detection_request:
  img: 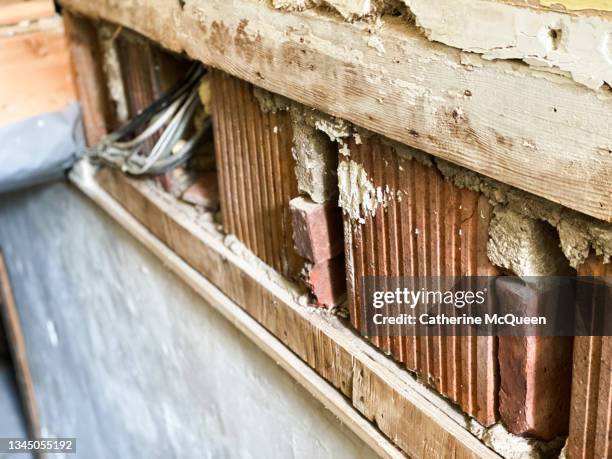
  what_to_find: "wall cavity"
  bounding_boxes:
[254,86,349,203]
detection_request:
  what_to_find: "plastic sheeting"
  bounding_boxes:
[0,103,84,194]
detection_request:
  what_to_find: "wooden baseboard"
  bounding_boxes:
[69,161,500,459]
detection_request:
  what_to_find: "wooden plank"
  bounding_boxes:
[0,18,76,125]
[62,12,110,146]
[0,252,41,440]
[68,164,403,459]
[69,162,500,459]
[61,0,612,222]
[0,0,54,26]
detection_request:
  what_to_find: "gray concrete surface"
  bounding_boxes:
[0,182,379,459]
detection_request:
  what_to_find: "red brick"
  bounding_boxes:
[181,172,219,210]
[568,256,612,459]
[305,256,346,308]
[342,135,499,426]
[210,70,303,279]
[496,277,573,440]
[290,197,343,264]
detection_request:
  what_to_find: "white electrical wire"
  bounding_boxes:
[88,68,208,176]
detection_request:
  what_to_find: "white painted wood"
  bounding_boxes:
[62,0,612,222]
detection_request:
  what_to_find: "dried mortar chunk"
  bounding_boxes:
[436,158,612,268]
[254,86,349,202]
[97,24,129,123]
[487,206,569,277]
[337,159,378,223]
[469,421,565,459]
[291,115,338,203]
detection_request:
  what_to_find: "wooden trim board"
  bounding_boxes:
[60,0,612,222]
[69,162,501,459]
[0,253,41,441]
[69,163,402,459]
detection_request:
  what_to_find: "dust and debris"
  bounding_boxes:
[97,25,129,123]
[338,159,392,223]
[436,158,612,268]
[379,135,433,168]
[366,35,385,54]
[256,81,612,266]
[253,85,351,142]
[468,420,565,459]
[198,75,212,116]
[222,234,322,309]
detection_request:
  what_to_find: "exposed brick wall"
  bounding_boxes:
[210,70,303,279]
[568,256,612,458]
[341,135,498,426]
[290,197,345,307]
[490,212,574,440]
[496,278,573,440]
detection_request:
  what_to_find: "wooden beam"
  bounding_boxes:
[62,11,110,146]
[0,17,75,125]
[60,0,612,222]
[69,162,501,459]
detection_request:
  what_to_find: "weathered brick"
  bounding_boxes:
[210,70,303,278]
[495,277,573,440]
[305,256,346,308]
[341,135,499,426]
[290,197,343,264]
[490,209,574,440]
[181,172,219,210]
[568,256,612,459]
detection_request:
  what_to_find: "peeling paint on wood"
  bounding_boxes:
[60,0,612,222]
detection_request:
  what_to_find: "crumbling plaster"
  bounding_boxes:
[271,0,612,90]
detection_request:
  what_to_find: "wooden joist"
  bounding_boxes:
[60,0,612,222]
[70,165,501,459]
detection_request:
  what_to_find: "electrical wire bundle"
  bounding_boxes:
[88,64,210,175]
